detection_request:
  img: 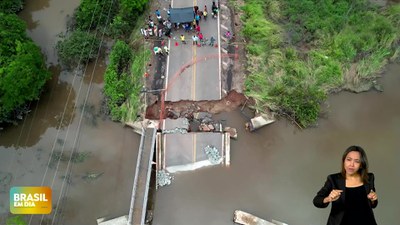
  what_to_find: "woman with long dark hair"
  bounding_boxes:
[313,146,378,225]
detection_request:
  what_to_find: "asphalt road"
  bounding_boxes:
[165,0,221,102]
[162,0,223,171]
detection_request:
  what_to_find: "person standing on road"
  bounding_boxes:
[180,34,186,44]
[198,33,204,45]
[212,1,218,18]
[209,36,216,46]
[203,5,208,20]
[192,35,198,45]
[195,14,200,26]
[163,46,170,55]
[153,46,163,55]
[313,145,378,225]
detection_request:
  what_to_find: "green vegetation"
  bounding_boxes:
[74,0,119,31]
[240,0,400,127]
[74,0,148,37]
[0,0,23,14]
[124,38,151,122]
[103,39,150,121]
[0,13,51,123]
[6,215,27,225]
[56,31,101,67]
[104,40,134,120]
[57,0,150,122]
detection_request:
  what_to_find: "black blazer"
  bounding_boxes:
[313,172,378,225]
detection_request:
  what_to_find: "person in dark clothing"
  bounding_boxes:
[313,146,378,225]
[209,36,216,46]
[211,1,218,18]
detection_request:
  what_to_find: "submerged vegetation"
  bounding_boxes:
[240,0,400,127]
[56,31,101,67]
[54,0,150,122]
[0,12,50,124]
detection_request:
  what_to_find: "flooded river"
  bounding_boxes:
[1,0,399,225]
[0,0,140,224]
[153,63,400,225]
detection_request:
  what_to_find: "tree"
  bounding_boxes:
[0,0,23,14]
[74,0,119,31]
[0,13,50,123]
[56,30,101,67]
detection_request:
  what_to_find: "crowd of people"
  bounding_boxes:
[141,1,222,51]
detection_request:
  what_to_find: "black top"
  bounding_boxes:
[340,185,377,225]
[313,173,378,225]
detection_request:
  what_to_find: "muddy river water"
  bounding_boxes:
[0,0,399,225]
[153,63,400,225]
[0,0,139,224]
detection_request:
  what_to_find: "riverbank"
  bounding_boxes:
[239,0,400,127]
[153,62,400,225]
[0,1,142,224]
[137,0,399,131]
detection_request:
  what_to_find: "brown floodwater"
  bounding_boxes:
[0,0,140,224]
[1,0,399,225]
[153,63,400,225]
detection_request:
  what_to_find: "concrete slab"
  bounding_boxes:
[163,132,224,172]
[97,215,128,225]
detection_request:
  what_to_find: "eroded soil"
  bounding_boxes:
[145,90,250,119]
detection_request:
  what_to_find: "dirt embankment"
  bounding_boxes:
[145,90,250,119]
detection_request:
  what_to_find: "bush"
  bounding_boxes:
[0,13,50,123]
[74,0,118,31]
[56,30,101,67]
[0,0,23,14]
[6,215,27,225]
[103,40,133,120]
[74,0,149,37]
[274,83,326,127]
[241,0,400,127]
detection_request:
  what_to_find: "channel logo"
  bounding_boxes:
[10,187,52,214]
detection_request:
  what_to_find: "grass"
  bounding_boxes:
[240,0,400,127]
[122,14,152,123]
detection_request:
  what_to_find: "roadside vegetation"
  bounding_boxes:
[103,39,150,121]
[0,0,23,14]
[56,0,150,122]
[240,0,400,127]
[6,215,27,225]
[0,10,50,124]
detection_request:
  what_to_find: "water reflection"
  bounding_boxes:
[153,63,400,225]
[1,0,140,223]
[0,66,75,148]
[18,0,80,65]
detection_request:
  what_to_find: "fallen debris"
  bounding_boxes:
[224,127,237,139]
[125,119,159,135]
[233,210,288,225]
[245,114,275,132]
[156,170,173,187]
[204,145,223,165]
[162,127,188,134]
[82,172,104,181]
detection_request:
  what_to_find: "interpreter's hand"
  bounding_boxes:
[327,189,343,202]
[367,190,378,201]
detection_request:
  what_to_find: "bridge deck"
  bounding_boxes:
[128,128,156,225]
